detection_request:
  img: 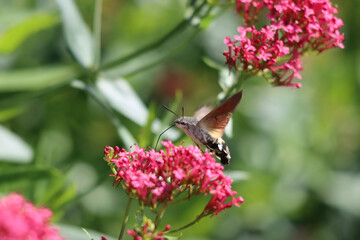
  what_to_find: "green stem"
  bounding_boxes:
[154,203,168,230]
[99,0,207,71]
[118,197,133,240]
[123,28,199,78]
[168,213,208,233]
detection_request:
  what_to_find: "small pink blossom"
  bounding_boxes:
[0,193,64,240]
[104,141,243,216]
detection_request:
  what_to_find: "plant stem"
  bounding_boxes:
[99,0,207,71]
[118,197,133,240]
[168,213,208,233]
[154,203,168,230]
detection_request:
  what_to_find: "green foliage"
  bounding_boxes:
[0,13,59,54]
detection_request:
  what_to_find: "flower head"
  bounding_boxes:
[0,193,64,240]
[104,141,243,216]
[225,0,344,87]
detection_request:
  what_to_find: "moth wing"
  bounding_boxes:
[193,105,213,120]
[198,91,243,139]
[198,113,232,139]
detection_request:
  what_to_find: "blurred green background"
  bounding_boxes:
[0,0,358,239]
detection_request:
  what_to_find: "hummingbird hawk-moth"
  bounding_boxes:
[174,91,243,165]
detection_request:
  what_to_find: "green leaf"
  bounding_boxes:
[0,13,59,54]
[226,170,250,183]
[58,224,117,240]
[202,56,223,70]
[55,0,94,68]
[0,106,24,121]
[0,167,57,183]
[0,65,77,92]
[51,183,76,210]
[96,77,148,126]
[0,125,33,163]
[218,68,236,91]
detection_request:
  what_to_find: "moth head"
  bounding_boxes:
[174,117,187,129]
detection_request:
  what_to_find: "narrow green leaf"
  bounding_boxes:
[52,183,76,210]
[0,125,33,163]
[58,224,116,240]
[36,177,67,206]
[0,65,77,92]
[0,13,59,54]
[55,0,94,68]
[0,106,24,121]
[226,170,250,183]
[0,167,56,183]
[96,77,148,126]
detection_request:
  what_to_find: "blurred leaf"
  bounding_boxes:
[96,77,148,126]
[0,125,33,163]
[218,68,236,91]
[58,224,116,240]
[318,172,360,216]
[202,56,222,70]
[37,176,67,206]
[226,170,250,182]
[0,106,23,121]
[52,183,76,210]
[0,65,77,92]
[0,13,59,54]
[163,235,182,240]
[55,0,94,68]
[0,167,57,183]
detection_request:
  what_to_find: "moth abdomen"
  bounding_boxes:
[206,138,231,165]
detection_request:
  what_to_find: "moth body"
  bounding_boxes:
[174,118,231,165]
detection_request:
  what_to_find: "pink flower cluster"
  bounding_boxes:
[0,193,63,240]
[104,141,244,216]
[127,221,171,240]
[224,0,344,87]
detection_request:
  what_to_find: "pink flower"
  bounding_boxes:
[0,193,64,240]
[104,141,243,216]
[225,0,344,87]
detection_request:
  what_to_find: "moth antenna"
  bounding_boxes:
[182,106,184,117]
[162,105,180,118]
[155,124,175,150]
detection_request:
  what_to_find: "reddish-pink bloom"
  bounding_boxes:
[225,0,344,87]
[0,193,64,240]
[104,141,244,216]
